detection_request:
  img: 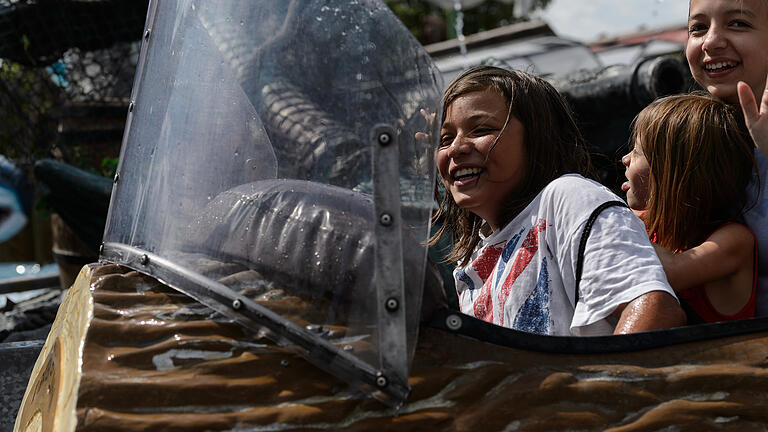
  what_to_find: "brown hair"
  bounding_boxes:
[632,93,757,251]
[430,65,594,265]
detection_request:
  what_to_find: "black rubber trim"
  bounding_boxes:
[428,308,768,354]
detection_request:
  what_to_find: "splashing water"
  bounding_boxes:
[453,0,467,57]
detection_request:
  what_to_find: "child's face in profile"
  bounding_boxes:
[686,0,768,103]
[437,89,527,231]
[621,137,650,211]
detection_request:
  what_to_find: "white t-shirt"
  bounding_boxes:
[454,174,676,336]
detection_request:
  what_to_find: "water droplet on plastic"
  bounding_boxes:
[316,16,323,21]
[320,5,330,12]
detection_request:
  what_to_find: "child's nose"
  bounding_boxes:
[621,153,631,167]
[702,26,727,52]
[447,136,471,155]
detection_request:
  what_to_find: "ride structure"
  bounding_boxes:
[10,1,768,431]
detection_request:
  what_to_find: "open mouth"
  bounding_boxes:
[704,60,738,74]
[452,167,484,182]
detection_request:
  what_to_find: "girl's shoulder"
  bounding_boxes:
[708,222,756,250]
[541,174,622,210]
[691,223,757,277]
[545,174,612,194]
[530,174,633,236]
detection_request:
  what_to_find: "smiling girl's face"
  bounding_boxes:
[686,0,768,103]
[437,88,527,231]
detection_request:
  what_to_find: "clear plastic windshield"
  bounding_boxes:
[102,0,442,405]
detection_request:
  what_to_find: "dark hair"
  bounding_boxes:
[430,65,594,264]
[633,93,757,250]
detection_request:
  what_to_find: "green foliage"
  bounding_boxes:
[386,1,443,44]
[100,156,118,178]
[386,0,552,44]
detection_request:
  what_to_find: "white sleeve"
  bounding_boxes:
[568,205,677,333]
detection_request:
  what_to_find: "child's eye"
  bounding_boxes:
[729,20,753,29]
[688,23,707,35]
[439,135,453,148]
[472,127,496,136]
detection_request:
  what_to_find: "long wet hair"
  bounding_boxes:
[430,66,594,265]
[632,93,757,251]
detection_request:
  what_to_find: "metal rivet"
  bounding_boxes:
[385,297,399,312]
[139,254,149,265]
[379,213,393,226]
[128,101,134,112]
[305,324,322,333]
[445,314,463,331]
[280,359,290,367]
[378,132,391,146]
[232,299,242,310]
[375,372,388,388]
[144,29,151,40]
[113,173,119,184]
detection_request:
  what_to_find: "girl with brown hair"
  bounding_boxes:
[432,65,684,336]
[622,93,758,323]
[686,0,768,315]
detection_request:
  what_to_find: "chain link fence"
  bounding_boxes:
[0,0,148,168]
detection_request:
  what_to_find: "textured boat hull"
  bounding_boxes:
[15,263,768,431]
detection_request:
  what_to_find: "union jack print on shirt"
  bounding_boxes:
[455,219,551,329]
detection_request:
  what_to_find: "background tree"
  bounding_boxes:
[386,0,552,45]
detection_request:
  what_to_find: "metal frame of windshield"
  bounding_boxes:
[101,242,411,405]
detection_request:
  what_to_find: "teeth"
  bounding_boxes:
[705,61,736,70]
[454,167,482,178]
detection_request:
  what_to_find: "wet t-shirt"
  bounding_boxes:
[454,175,676,336]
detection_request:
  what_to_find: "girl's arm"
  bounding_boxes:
[653,223,755,291]
[612,291,686,334]
[738,77,768,158]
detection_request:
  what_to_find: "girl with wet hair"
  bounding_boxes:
[623,94,758,323]
[431,66,685,336]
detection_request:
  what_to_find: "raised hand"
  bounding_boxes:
[414,108,437,146]
[737,76,768,158]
